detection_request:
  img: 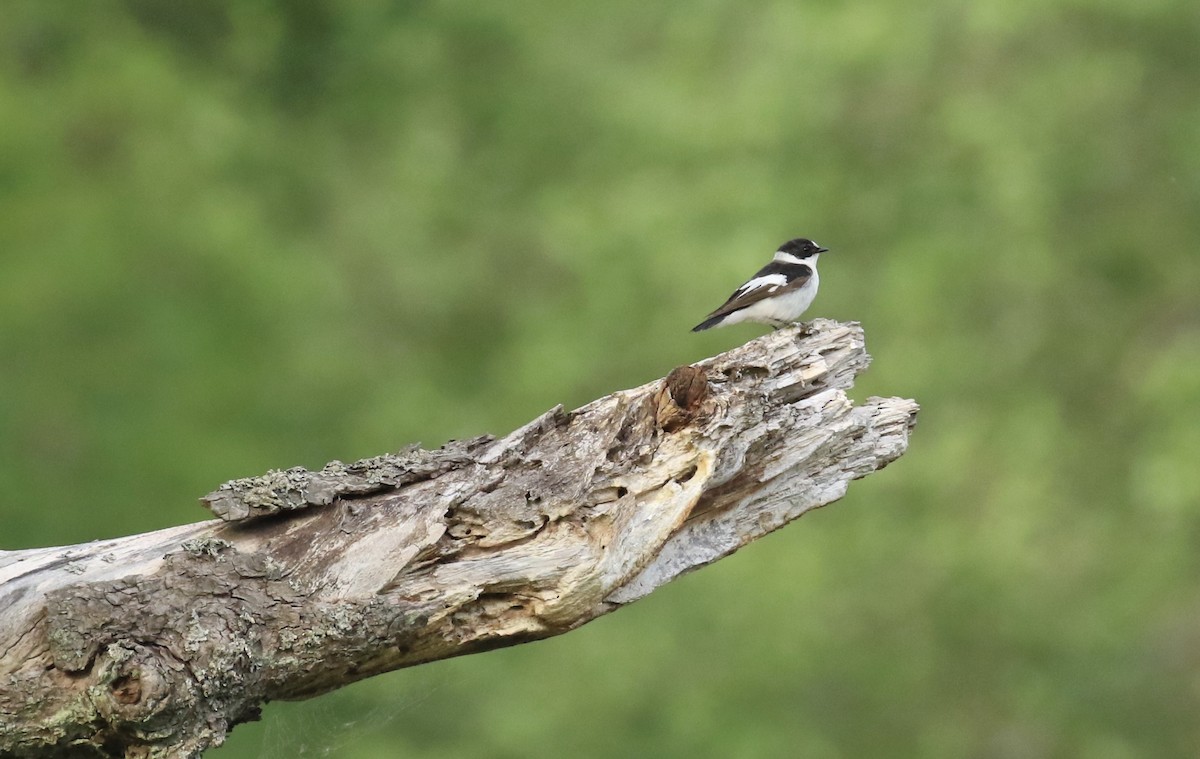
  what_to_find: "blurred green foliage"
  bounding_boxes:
[2,0,1199,756]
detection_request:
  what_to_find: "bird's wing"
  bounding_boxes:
[703,263,812,320]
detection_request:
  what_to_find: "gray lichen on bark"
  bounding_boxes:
[201,437,493,522]
[0,319,918,758]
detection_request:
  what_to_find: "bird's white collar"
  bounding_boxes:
[774,251,818,266]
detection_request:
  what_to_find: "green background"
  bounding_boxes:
[3,1,1199,756]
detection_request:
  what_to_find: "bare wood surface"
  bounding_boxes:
[0,319,918,758]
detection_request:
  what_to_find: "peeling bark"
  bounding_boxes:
[0,319,918,758]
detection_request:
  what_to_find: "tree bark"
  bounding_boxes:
[0,319,918,758]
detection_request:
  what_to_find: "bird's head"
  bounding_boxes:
[774,238,828,265]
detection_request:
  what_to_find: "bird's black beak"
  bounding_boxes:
[816,247,829,253]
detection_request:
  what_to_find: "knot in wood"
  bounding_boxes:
[111,673,142,706]
[656,365,709,432]
[92,644,176,731]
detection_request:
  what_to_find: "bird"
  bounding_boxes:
[691,238,828,332]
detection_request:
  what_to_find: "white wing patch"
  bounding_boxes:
[734,273,788,296]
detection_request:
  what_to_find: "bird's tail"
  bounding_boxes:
[691,314,724,332]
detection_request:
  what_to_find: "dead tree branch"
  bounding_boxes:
[0,319,917,758]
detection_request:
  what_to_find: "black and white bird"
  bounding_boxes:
[691,238,828,332]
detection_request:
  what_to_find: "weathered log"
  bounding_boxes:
[0,319,917,758]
